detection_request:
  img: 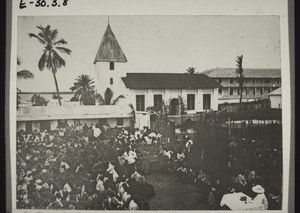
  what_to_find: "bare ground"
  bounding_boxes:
[145,172,210,210]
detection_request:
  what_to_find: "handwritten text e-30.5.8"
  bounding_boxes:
[19,0,69,9]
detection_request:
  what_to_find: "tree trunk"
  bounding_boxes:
[52,71,62,106]
[239,87,243,103]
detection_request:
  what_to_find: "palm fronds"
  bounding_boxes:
[17,70,34,79]
[186,67,198,74]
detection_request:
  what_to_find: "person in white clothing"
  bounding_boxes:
[252,185,268,210]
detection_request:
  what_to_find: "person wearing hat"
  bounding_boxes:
[252,185,268,210]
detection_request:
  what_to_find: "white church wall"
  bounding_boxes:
[95,62,127,98]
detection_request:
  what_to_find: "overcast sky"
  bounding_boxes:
[17,15,280,92]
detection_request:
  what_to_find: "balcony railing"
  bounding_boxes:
[219,94,269,100]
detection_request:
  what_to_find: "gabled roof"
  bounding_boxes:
[202,68,281,78]
[122,73,221,89]
[94,24,127,64]
[269,87,281,96]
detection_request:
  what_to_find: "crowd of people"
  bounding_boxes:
[16,124,161,210]
[16,121,282,210]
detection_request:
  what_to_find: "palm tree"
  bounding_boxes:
[96,87,125,105]
[70,74,95,105]
[178,95,187,124]
[17,57,34,109]
[29,25,71,106]
[186,67,198,74]
[17,57,34,80]
[235,55,244,103]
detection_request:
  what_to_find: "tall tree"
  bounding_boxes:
[235,55,244,103]
[70,74,95,105]
[96,87,125,105]
[186,67,198,74]
[29,25,71,106]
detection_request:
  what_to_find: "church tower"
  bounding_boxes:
[94,20,128,99]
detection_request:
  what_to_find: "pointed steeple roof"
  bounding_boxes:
[94,23,127,64]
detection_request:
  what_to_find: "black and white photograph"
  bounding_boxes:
[8,1,292,212]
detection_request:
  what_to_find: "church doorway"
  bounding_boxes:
[170,98,179,115]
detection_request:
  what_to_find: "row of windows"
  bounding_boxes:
[218,78,281,84]
[218,87,273,95]
[136,94,197,111]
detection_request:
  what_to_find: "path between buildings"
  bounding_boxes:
[145,172,210,210]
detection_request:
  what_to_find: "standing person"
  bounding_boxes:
[127,147,137,175]
[93,124,102,138]
[82,123,88,134]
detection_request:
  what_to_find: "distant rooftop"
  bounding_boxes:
[202,68,281,78]
[122,73,221,89]
[94,23,127,64]
[269,87,281,96]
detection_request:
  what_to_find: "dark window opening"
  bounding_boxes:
[136,95,145,111]
[187,94,195,110]
[154,95,163,109]
[218,88,222,95]
[229,88,233,95]
[117,118,123,126]
[110,78,113,85]
[218,78,222,83]
[203,94,211,110]
[58,120,68,128]
[264,78,271,83]
[110,62,114,70]
[99,118,107,126]
[230,79,233,84]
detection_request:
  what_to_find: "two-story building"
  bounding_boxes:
[202,68,281,104]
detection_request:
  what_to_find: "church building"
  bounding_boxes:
[93,22,221,121]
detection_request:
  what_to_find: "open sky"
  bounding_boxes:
[17,15,280,92]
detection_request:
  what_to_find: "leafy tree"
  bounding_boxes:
[186,67,198,74]
[96,88,125,105]
[31,94,49,106]
[235,55,244,103]
[70,74,95,105]
[17,57,34,109]
[146,100,169,129]
[29,25,71,106]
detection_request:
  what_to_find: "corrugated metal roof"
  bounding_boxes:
[202,68,281,78]
[17,105,132,121]
[269,87,281,96]
[94,24,127,64]
[122,73,221,89]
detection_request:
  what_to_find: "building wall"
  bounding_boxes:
[270,95,282,109]
[125,88,218,113]
[216,77,281,103]
[17,117,131,132]
[135,113,151,129]
[95,62,128,99]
